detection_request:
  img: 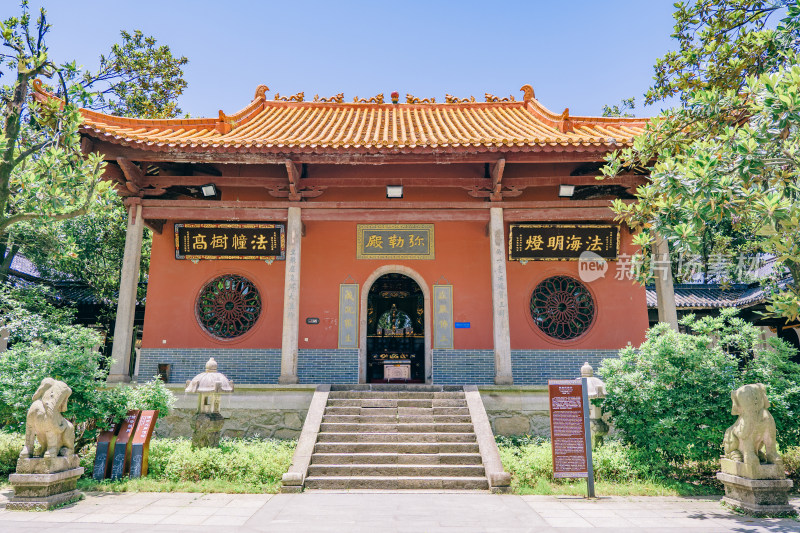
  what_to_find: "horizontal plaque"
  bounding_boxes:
[357,224,434,260]
[175,223,285,260]
[509,224,618,261]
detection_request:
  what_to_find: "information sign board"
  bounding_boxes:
[92,421,120,481]
[110,410,140,480]
[129,410,159,478]
[548,379,589,478]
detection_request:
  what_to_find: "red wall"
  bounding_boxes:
[142,219,647,351]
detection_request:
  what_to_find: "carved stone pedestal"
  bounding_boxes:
[716,472,795,516]
[191,412,224,448]
[7,455,84,511]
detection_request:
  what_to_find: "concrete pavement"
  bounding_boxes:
[0,488,798,532]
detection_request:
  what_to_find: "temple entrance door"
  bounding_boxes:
[366,273,425,383]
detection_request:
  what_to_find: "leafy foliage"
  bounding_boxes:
[122,377,175,420]
[0,288,128,448]
[602,97,636,118]
[598,310,800,469]
[0,431,24,475]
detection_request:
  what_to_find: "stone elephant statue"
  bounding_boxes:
[722,383,781,467]
[19,378,75,459]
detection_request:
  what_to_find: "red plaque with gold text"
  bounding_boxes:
[548,379,588,478]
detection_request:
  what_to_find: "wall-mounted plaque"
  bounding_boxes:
[433,285,453,349]
[548,380,588,478]
[338,284,359,348]
[509,224,618,261]
[175,223,285,260]
[357,224,434,260]
[110,410,140,480]
[129,410,159,478]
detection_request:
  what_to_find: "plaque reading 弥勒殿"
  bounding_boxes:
[509,224,618,261]
[175,223,285,261]
[357,224,434,259]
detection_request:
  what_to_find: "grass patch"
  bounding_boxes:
[77,477,279,494]
[496,436,728,497]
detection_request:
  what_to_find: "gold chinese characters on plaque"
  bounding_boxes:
[175,223,285,261]
[357,224,434,260]
[509,224,619,261]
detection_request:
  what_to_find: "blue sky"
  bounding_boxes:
[9,1,679,118]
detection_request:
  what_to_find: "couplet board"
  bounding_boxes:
[129,410,159,478]
[92,421,120,481]
[548,379,588,478]
[110,410,140,480]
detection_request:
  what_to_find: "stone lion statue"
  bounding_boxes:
[18,378,75,459]
[723,383,781,467]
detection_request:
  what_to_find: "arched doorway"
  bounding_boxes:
[360,269,429,383]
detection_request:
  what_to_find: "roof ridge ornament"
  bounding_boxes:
[275,92,305,102]
[353,94,384,104]
[254,85,270,100]
[313,93,345,103]
[520,84,535,101]
[406,94,436,104]
[445,94,476,103]
[485,93,515,102]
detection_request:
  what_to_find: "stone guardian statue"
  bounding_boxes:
[19,377,75,458]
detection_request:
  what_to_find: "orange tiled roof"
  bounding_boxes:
[38,83,647,155]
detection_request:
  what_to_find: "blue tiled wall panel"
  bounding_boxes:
[138,348,357,384]
[297,349,358,384]
[431,349,619,385]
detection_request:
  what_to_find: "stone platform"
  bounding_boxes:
[7,455,84,511]
[716,472,795,516]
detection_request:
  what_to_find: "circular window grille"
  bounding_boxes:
[530,276,595,340]
[196,275,261,339]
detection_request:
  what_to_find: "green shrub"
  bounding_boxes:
[122,378,176,421]
[598,309,800,468]
[0,432,24,475]
[783,446,800,486]
[0,289,127,448]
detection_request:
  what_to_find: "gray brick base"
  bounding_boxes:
[431,349,619,385]
[298,349,358,384]
[140,347,619,385]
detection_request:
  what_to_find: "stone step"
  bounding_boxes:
[327,399,444,408]
[323,406,470,416]
[307,463,486,477]
[316,432,477,443]
[319,422,474,434]
[311,452,483,465]
[327,391,465,400]
[321,414,472,424]
[313,442,481,454]
[304,476,489,490]
[329,384,464,392]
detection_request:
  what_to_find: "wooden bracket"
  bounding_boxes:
[144,219,166,234]
[285,159,301,201]
[489,158,506,202]
[117,157,144,196]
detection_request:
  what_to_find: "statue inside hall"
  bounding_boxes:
[376,304,414,336]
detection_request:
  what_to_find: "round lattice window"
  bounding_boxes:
[196,275,261,339]
[530,276,595,340]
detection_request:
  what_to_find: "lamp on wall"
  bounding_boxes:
[201,184,218,197]
[558,184,575,198]
[386,185,403,198]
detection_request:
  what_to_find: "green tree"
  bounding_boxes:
[603,1,800,319]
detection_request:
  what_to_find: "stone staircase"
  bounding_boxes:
[303,385,489,490]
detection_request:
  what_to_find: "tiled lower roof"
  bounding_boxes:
[645,283,768,309]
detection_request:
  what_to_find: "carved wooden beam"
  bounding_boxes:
[117,157,144,196]
[144,219,165,234]
[490,158,506,202]
[285,159,301,201]
[80,137,94,155]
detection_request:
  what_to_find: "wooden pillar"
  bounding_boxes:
[279,206,302,384]
[108,204,144,383]
[654,234,679,331]
[489,207,514,385]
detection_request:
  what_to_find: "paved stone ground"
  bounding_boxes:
[0,488,798,532]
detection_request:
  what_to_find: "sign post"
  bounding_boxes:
[92,421,120,481]
[110,410,140,480]
[129,410,159,478]
[548,379,595,498]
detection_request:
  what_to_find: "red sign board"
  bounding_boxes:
[548,379,588,478]
[110,410,140,480]
[129,410,159,478]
